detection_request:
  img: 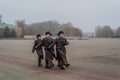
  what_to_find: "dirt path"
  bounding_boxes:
[0,54,120,80]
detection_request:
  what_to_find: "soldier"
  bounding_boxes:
[32,34,44,67]
[50,34,57,60]
[56,31,70,70]
[42,32,56,69]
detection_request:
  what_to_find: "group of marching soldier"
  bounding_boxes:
[32,31,70,70]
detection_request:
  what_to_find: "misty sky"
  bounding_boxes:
[0,0,120,32]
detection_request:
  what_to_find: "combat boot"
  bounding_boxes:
[65,64,70,68]
[60,66,65,70]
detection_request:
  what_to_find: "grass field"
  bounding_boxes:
[0,38,120,80]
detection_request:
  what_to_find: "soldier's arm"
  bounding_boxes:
[64,38,69,45]
[42,39,45,47]
[48,39,56,49]
[32,40,36,53]
[35,40,43,49]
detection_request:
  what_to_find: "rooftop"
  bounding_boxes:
[0,23,21,29]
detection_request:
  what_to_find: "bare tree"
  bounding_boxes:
[16,20,27,37]
[25,20,61,35]
[61,22,83,37]
[20,20,83,37]
[95,25,114,38]
[102,25,114,38]
[75,28,83,37]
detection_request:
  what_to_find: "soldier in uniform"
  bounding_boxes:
[49,34,57,60]
[42,32,56,69]
[56,31,70,70]
[32,34,43,67]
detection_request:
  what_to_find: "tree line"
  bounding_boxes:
[16,20,83,37]
[15,20,120,38]
[95,25,120,38]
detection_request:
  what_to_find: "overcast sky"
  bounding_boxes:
[0,0,120,32]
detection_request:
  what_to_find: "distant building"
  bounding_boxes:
[0,23,22,37]
[24,35,36,39]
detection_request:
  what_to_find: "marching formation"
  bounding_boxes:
[32,31,70,70]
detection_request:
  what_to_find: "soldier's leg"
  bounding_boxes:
[45,59,52,69]
[46,60,52,69]
[38,55,40,66]
[51,50,57,60]
[65,56,70,68]
[64,50,70,68]
[45,60,49,68]
[38,55,42,67]
[59,55,65,70]
[49,51,54,68]
[45,50,50,68]
[56,51,60,67]
[36,50,42,67]
[61,52,70,68]
[59,60,65,70]
[63,58,70,68]
[58,59,60,67]
[39,55,43,67]
[50,60,54,67]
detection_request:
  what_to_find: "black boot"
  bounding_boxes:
[58,60,60,67]
[58,64,60,67]
[38,56,42,67]
[65,64,70,68]
[45,61,51,69]
[60,66,65,70]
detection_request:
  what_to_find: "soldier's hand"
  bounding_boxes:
[66,42,69,45]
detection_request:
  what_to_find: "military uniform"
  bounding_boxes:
[48,38,57,60]
[56,37,70,69]
[43,37,56,68]
[32,39,43,66]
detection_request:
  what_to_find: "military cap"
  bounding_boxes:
[36,34,41,38]
[45,31,52,35]
[57,31,64,36]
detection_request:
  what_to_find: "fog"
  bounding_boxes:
[0,0,120,32]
